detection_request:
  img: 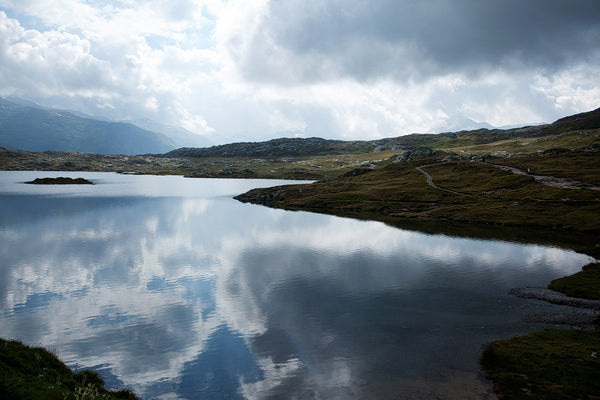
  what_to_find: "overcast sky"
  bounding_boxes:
[0,0,599,144]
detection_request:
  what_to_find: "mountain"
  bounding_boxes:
[0,98,176,155]
[437,116,496,132]
[127,118,212,148]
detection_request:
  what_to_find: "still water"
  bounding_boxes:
[0,171,594,399]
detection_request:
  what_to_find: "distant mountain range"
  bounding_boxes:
[1,96,598,158]
[0,98,209,155]
[166,107,600,159]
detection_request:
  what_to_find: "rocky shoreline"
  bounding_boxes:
[509,286,600,329]
[522,311,596,326]
[509,287,600,310]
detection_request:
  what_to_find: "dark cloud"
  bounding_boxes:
[239,0,600,83]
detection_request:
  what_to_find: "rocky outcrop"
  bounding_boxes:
[234,187,287,205]
[394,147,448,162]
[342,168,373,177]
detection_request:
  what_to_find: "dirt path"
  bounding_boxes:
[418,161,600,193]
[416,165,470,196]
[487,163,600,191]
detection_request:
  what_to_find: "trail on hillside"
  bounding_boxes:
[417,161,600,195]
[487,163,600,191]
[415,165,470,196]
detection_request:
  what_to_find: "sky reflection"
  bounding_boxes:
[0,173,594,399]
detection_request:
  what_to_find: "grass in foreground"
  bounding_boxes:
[0,338,139,400]
[480,330,600,400]
[548,263,600,300]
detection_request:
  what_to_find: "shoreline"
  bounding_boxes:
[509,286,600,310]
[480,272,600,399]
[509,286,600,329]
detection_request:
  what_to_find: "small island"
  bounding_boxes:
[25,177,94,185]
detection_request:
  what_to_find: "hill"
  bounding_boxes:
[165,137,373,158]
[232,106,600,240]
[235,150,600,251]
[0,98,176,155]
[1,106,598,180]
[165,107,600,159]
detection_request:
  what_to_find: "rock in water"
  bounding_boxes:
[25,177,94,185]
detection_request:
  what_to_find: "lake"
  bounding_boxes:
[0,171,594,399]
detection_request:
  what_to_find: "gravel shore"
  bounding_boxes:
[509,287,600,310]
[522,312,596,326]
[510,287,600,328]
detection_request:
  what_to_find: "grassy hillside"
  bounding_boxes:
[235,152,600,233]
[0,147,400,180]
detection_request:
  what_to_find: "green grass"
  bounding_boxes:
[422,162,536,194]
[0,339,139,400]
[493,151,600,186]
[480,330,600,400]
[0,147,401,180]
[237,156,600,232]
[548,263,600,300]
[446,129,600,156]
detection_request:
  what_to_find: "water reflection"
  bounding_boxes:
[215,226,591,399]
[0,173,594,399]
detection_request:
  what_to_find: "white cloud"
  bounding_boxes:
[531,61,600,115]
[0,11,114,96]
[0,1,598,144]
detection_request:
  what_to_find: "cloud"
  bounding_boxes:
[0,11,114,96]
[0,5,218,135]
[0,0,598,143]
[209,0,600,137]
[236,0,600,84]
[213,214,593,399]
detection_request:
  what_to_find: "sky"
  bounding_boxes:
[0,0,599,145]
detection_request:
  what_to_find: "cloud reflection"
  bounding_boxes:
[214,212,593,399]
[0,196,223,396]
[0,187,594,399]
